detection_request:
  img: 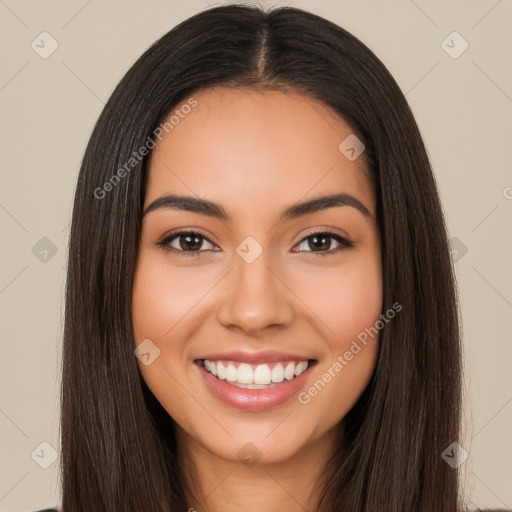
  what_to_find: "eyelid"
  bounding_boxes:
[158,227,219,246]
[295,226,351,244]
[155,228,219,257]
[156,226,353,256]
[291,227,353,255]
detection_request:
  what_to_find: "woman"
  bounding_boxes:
[39,3,488,511]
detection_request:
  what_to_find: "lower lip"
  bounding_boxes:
[195,361,315,412]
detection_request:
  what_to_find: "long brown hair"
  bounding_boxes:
[61,4,463,511]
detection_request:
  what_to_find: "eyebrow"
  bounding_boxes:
[142,193,373,222]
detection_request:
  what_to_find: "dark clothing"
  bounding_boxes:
[34,508,512,511]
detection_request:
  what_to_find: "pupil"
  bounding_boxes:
[181,234,202,251]
[310,235,330,251]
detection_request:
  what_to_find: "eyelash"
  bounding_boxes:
[156,228,353,259]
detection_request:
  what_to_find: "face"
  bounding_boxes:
[132,88,382,466]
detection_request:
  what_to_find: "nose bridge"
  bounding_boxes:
[217,247,294,334]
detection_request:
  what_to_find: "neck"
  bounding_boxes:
[176,422,344,512]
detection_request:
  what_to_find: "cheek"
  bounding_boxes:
[131,255,196,426]
[332,262,383,343]
[291,250,382,417]
[131,252,211,341]
[131,245,383,450]
[292,250,383,349]
[295,270,382,429]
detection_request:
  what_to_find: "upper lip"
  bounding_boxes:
[196,350,313,364]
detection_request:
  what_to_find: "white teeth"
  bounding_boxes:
[216,361,226,379]
[230,381,278,389]
[271,363,285,383]
[225,364,237,382]
[237,363,253,384]
[284,362,295,380]
[295,361,308,376]
[253,364,271,385]
[201,359,311,386]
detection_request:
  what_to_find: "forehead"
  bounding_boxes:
[145,87,374,220]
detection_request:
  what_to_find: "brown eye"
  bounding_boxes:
[157,230,217,257]
[295,231,353,255]
[176,233,204,251]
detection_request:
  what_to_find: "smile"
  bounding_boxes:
[200,359,310,389]
[195,357,317,411]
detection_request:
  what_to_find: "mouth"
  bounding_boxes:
[197,358,313,388]
[194,357,317,411]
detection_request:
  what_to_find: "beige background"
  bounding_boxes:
[0,1,511,510]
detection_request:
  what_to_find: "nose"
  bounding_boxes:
[217,251,295,336]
